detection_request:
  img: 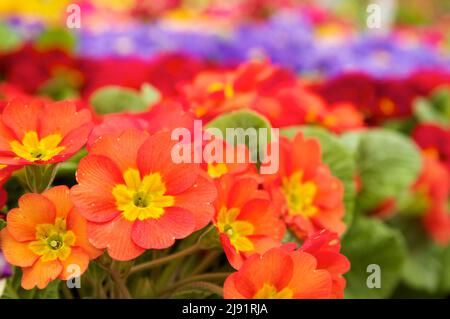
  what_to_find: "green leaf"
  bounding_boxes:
[140,83,161,107]
[0,24,22,53]
[413,88,450,127]
[35,28,76,52]
[171,286,218,299]
[90,86,149,115]
[439,245,450,294]
[414,97,448,127]
[0,219,6,231]
[342,216,407,298]
[2,268,60,299]
[206,110,272,163]
[350,129,422,214]
[198,225,222,250]
[281,228,302,247]
[389,215,450,294]
[282,126,356,227]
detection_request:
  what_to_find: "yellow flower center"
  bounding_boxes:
[207,162,228,178]
[28,218,76,262]
[9,131,65,161]
[282,171,318,218]
[217,207,254,252]
[253,284,294,299]
[208,81,234,99]
[112,168,175,221]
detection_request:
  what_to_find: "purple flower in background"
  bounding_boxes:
[232,12,316,71]
[0,251,12,279]
[329,34,450,77]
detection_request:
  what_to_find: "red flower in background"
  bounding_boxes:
[413,153,450,245]
[214,175,285,269]
[0,45,79,94]
[311,72,426,123]
[87,101,195,148]
[223,246,333,299]
[0,99,93,165]
[80,58,152,98]
[413,124,450,172]
[321,102,365,134]
[180,60,316,125]
[264,132,346,239]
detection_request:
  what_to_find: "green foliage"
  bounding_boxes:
[0,24,22,53]
[35,28,76,52]
[413,88,450,127]
[389,216,450,295]
[342,129,422,214]
[90,86,149,115]
[206,110,272,163]
[342,216,407,298]
[2,268,60,299]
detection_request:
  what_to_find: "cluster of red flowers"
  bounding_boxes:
[1,44,449,299]
[0,61,350,297]
[311,71,450,124]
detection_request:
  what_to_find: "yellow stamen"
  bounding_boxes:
[282,171,318,218]
[207,81,234,99]
[28,218,76,262]
[207,162,228,178]
[217,206,254,252]
[112,168,174,221]
[254,284,294,299]
[10,131,65,161]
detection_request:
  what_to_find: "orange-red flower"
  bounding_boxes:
[0,186,102,289]
[71,129,217,261]
[413,153,450,245]
[413,124,450,173]
[213,174,285,269]
[300,230,350,298]
[321,102,365,134]
[223,247,332,299]
[264,131,346,239]
[200,137,257,180]
[181,60,316,126]
[0,99,93,166]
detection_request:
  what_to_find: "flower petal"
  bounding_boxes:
[21,259,62,290]
[1,230,38,267]
[2,99,43,140]
[175,172,216,230]
[7,194,56,242]
[71,155,123,223]
[131,207,196,249]
[59,247,90,281]
[89,129,148,171]
[42,185,73,219]
[87,216,145,261]
[137,131,198,194]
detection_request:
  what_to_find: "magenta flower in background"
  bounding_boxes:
[0,251,12,279]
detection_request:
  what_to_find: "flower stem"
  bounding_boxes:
[169,281,224,298]
[160,272,231,297]
[110,261,132,299]
[129,244,201,276]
